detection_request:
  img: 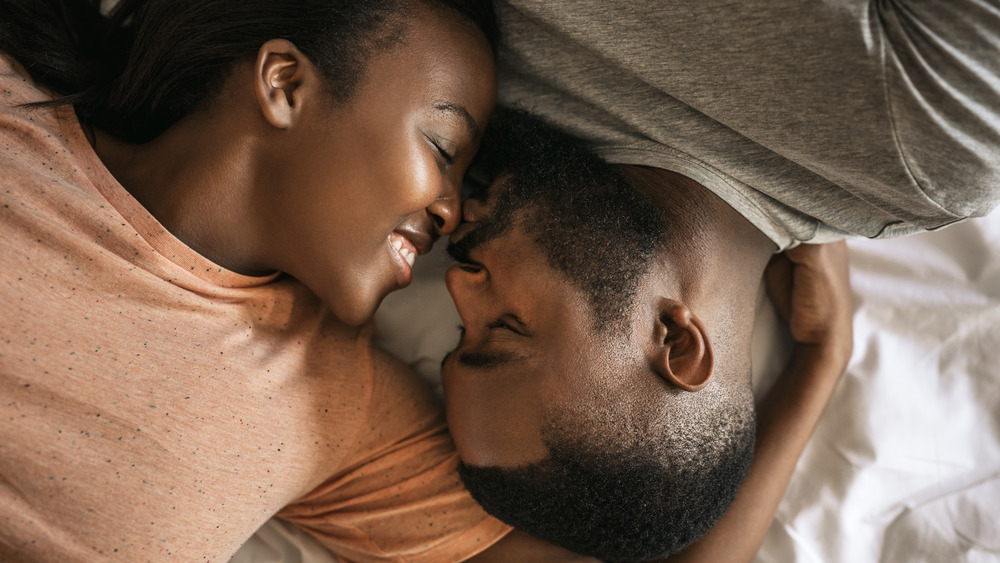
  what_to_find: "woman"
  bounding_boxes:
[0,0,524,561]
[1,0,497,325]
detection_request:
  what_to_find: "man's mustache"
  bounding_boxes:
[447,205,515,264]
[447,225,482,264]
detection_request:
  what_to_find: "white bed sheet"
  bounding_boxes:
[231,208,1000,563]
[755,211,1000,563]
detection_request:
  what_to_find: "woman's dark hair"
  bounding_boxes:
[0,0,498,142]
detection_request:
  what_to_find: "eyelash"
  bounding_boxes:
[487,318,522,335]
[456,319,525,338]
[434,142,455,165]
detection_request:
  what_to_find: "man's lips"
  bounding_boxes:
[449,222,476,245]
[463,196,489,223]
[450,197,489,245]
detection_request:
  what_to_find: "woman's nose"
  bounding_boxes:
[428,184,461,236]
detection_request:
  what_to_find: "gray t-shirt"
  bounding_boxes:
[496,0,1000,250]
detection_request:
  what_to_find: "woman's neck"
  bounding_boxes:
[87,92,274,276]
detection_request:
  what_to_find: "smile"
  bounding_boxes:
[389,232,417,268]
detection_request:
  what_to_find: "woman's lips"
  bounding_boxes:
[390,233,417,267]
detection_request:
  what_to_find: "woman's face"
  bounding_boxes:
[262,5,496,325]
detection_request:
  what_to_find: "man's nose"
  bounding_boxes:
[445,264,490,332]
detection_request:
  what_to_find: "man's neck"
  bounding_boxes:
[621,165,775,350]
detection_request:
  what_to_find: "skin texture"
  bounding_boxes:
[90,3,497,326]
[443,220,623,467]
[447,165,853,561]
[663,241,853,563]
[72,5,851,555]
[442,166,773,469]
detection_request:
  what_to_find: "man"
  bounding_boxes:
[439,107,853,561]
[435,0,999,559]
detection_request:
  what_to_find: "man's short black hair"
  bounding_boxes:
[456,107,756,561]
[456,106,666,331]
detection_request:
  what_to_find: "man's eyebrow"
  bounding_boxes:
[434,102,480,138]
[457,350,524,370]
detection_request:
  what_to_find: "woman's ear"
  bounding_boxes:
[253,38,313,129]
[649,298,714,392]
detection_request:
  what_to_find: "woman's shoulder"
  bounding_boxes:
[1,50,30,78]
[0,50,55,109]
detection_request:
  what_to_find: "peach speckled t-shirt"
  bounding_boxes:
[0,54,510,562]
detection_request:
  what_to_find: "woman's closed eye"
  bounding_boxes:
[427,135,456,165]
[435,143,456,165]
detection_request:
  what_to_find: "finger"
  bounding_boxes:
[783,242,825,266]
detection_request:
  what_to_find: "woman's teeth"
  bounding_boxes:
[391,237,416,267]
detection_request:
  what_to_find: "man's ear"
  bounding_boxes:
[649,298,714,392]
[253,38,314,129]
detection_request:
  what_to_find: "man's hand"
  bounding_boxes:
[765,241,853,368]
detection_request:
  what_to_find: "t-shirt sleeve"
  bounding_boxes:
[873,0,1000,218]
[497,0,1000,242]
[275,349,511,563]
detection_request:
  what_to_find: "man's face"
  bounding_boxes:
[441,180,662,469]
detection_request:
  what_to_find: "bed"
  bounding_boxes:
[230,207,1000,562]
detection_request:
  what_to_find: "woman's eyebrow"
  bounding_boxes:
[434,102,480,137]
